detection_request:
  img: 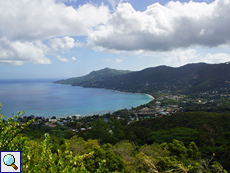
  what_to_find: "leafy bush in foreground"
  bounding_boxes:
[0,104,92,172]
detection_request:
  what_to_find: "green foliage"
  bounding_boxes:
[110,141,137,172]
[21,123,68,140]
[112,119,125,144]
[85,118,113,144]
[67,136,100,155]
[0,105,90,172]
[84,147,125,172]
[146,127,199,145]
[0,104,34,151]
[168,139,188,159]
[212,161,228,173]
[133,143,171,172]
[156,156,181,172]
[21,133,90,172]
[187,142,201,160]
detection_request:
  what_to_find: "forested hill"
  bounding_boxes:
[55,63,230,94]
[54,67,131,86]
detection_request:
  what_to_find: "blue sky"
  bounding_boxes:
[0,0,230,79]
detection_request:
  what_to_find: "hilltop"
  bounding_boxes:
[54,67,131,86]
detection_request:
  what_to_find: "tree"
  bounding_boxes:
[86,118,113,144]
[112,119,125,143]
[187,142,201,160]
[51,116,57,119]
[84,147,124,172]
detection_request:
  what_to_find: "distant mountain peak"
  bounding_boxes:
[54,67,132,85]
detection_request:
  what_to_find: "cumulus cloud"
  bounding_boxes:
[50,36,75,53]
[0,37,51,65]
[203,53,230,64]
[0,0,109,65]
[0,0,109,41]
[161,49,230,67]
[88,0,230,52]
[56,55,69,62]
[1,0,229,66]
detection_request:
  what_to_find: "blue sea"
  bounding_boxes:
[0,79,153,119]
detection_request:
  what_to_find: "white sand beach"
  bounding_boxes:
[145,94,155,100]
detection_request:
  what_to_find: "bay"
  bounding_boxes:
[0,79,153,119]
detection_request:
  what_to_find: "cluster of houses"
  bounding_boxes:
[19,115,78,128]
[133,104,180,117]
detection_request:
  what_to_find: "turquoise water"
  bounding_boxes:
[0,79,153,119]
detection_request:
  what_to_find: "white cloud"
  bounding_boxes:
[0,0,109,41]
[35,40,52,55]
[203,53,230,64]
[162,49,201,67]
[1,0,229,67]
[72,57,77,60]
[56,55,69,62]
[115,58,123,63]
[75,40,83,47]
[72,56,81,62]
[50,36,75,53]
[161,49,230,67]
[0,37,51,65]
[88,0,230,52]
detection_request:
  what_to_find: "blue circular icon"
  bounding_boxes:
[3,154,15,166]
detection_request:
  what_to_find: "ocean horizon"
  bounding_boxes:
[0,79,153,119]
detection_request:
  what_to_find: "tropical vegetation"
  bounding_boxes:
[0,103,228,172]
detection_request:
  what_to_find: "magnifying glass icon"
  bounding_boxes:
[3,154,18,170]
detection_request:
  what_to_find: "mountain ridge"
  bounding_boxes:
[55,62,230,94]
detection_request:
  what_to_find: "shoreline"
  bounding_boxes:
[2,80,154,120]
[144,94,155,100]
[54,83,155,118]
[57,83,155,99]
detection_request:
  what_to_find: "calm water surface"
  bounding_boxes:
[0,79,153,119]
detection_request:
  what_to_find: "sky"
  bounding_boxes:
[0,0,230,79]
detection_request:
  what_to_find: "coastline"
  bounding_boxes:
[144,94,155,100]
[56,82,155,99]
[54,92,154,119]
[1,80,154,120]
[53,83,155,118]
